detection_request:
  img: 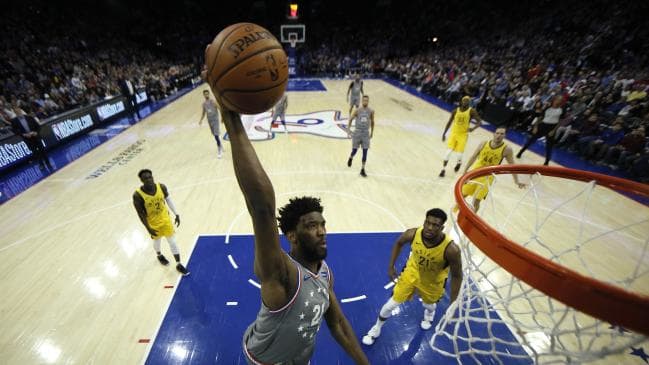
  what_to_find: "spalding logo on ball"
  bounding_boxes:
[205,23,289,114]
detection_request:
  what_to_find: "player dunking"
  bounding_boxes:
[458,127,526,212]
[347,74,364,116]
[362,208,462,345]
[347,95,374,177]
[268,92,289,137]
[439,96,482,177]
[199,90,224,158]
[214,106,369,363]
[132,169,189,275]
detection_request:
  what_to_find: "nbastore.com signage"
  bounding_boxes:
[40,110,95,148]
[40,96,129,148]
[96,99,126,121]
[136,90,148,104]
[0,135,33,171]
[51,114,94,140]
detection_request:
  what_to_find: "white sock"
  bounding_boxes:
[375,318,385,329]
[423,302,437,319]
[377,297,400,326]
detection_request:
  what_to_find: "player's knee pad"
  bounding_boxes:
[379,297,400,318]
[166,236,180,255]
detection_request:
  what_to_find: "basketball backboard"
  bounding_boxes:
[280,24,305,47]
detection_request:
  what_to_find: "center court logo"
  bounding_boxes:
[225,110,350,141]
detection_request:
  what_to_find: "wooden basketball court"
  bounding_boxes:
[1,79,647,364]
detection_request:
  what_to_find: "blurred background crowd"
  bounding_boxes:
[1,0,647,180]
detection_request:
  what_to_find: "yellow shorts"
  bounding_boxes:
[392,267,446,304]
[149,220,175,239]
[447,132,468,152]
[461,175,494,200]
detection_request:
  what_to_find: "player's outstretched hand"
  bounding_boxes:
[442,134,446,142]
[175,214,181,227]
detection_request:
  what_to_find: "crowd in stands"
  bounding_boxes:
[298,0,649,181]
[1,0,647,181]
[0,1,201,131]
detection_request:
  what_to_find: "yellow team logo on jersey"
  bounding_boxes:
[451,107,471,134]
[392,228,451,304]
[462,141,507,200]
[136,183,174,238]
[448,107,471,152]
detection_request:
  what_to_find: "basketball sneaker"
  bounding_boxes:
[362,324,382,345]
[439,169,445,177]
[454,163,461,172]
[360,168,367,177]
[176,263,190,276]
[420,308,435,330]
[347,158,352,167]
[157,254,169,266]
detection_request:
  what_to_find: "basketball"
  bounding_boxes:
[204,23,288,114]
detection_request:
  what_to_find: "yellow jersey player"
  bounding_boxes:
[439,96,482,177]
[459,127,526,212]
[362,208,462,345]
[133,169,189,275]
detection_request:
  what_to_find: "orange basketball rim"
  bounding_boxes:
[455,164,649,336]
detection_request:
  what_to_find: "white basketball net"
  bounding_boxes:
[431,171,649,364]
